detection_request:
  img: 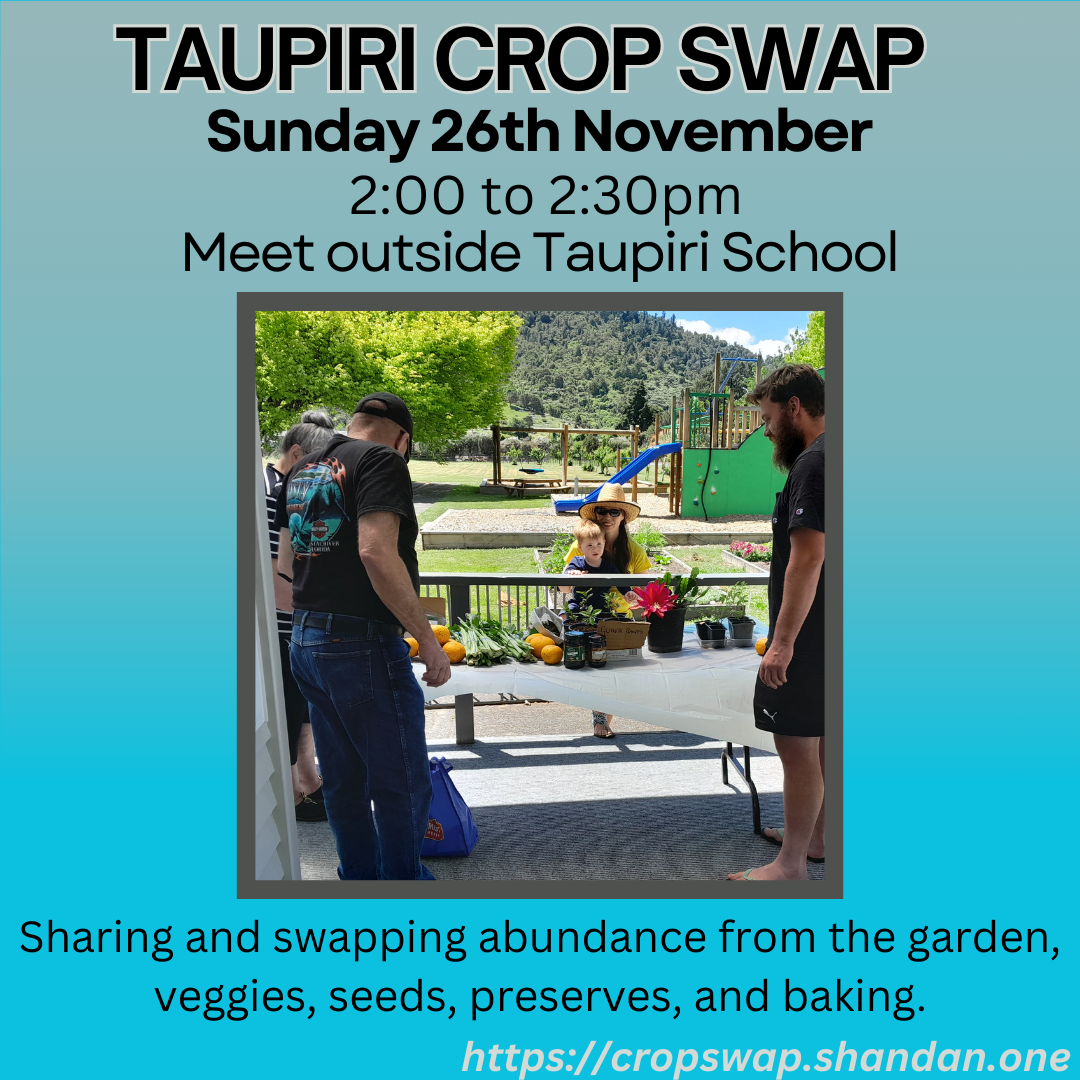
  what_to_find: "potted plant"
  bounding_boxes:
[632,569,708,653]
[693,580,749,622]
[568,600,604,633]
[631,521,698,573]
[720,582,755,645]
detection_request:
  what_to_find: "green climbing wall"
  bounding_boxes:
[680,426,787,518]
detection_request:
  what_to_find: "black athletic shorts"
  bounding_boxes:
[754,653,824,738]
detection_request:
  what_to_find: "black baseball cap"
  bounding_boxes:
[353,392,414,459]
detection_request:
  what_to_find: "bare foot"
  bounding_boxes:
[763,826,825,862]
[593,721,614,739]
[728,859,808,881]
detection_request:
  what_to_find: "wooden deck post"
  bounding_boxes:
[630,426,639,501]
[562,424,569,484]
[492,423,501,485]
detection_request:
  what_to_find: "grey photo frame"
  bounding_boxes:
[238,292,842,900]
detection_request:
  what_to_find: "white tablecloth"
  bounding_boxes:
[443,631,775,754]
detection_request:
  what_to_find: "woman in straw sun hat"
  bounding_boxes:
[563,482,652,738]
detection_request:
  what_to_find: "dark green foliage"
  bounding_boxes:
[622,381,654,431]
[509,310,765,427]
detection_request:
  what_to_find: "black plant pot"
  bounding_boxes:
[695,620,727,649]
[728,616,755,647]
[647,607,688,653]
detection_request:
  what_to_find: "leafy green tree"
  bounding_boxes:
[510,310,760,427]
[596,447,616,474]
[256,309,521,451]
[622,381,654,431]
[785,310,824,369]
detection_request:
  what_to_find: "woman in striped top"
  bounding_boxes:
[265,410,335,820]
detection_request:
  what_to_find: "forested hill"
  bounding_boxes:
[506,310,765,428]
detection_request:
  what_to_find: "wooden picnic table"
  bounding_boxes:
[500,478,571,496]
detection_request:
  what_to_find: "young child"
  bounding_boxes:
[564,521,639,618]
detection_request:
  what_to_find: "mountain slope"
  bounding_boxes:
[507,310,765,427]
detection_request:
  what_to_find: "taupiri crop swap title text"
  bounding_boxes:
[111,22,927,279]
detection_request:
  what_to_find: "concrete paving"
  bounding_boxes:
[412,480,457,517]
[295,701,823,882]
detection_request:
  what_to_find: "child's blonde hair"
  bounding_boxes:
[574,520,604,544]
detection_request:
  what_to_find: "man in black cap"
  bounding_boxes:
[275,393,450,880]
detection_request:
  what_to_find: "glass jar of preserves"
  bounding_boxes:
[562,630,587,669]
[586,632,607,668]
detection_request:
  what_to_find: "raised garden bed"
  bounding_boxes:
[420,508,773,551]
[686,603,747,621]
[721,549,771,573]
[533,548,692,577]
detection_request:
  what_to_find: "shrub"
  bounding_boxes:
[542,533,575,574]
[730,540,772,562]
[633,521,668,551]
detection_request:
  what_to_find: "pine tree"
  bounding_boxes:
[623,381,654,431]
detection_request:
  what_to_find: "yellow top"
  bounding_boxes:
[564,537,651,615]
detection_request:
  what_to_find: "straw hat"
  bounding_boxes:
[579,482,641,523]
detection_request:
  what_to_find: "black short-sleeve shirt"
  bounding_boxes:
[274,433,418,624]
[767,433,824,660]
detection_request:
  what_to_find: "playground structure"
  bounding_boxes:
[488,354,787,519]
[551,442,682,514]
[666,355,787,519]
[488,422,670,501]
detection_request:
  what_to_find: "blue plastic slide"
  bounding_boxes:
[552,442,682,513]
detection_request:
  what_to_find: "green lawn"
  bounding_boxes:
[416,484,553,527]
[409,458,628,486]
[417,548,540,573]
[667,547,770,623]
[409,460,499,485]
[411,457,649,530]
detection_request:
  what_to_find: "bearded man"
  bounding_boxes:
[730,363,826,882]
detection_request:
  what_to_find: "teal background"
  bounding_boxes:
[1,2,1075,1075]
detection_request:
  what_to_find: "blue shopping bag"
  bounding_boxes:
[422,757,479,857]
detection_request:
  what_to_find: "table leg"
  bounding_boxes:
[743,744,761,836]
[723,742,762,835]
[454,694,475,745]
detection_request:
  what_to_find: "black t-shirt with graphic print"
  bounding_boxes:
[767,433,824,661]
[274,433,418,625]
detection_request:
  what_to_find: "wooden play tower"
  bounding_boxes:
[655,354,764,515]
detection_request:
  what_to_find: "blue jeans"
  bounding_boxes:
[289,610,434,880]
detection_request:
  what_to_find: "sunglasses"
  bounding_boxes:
[593,507,624,518]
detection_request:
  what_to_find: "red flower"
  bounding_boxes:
[633,581,676,616]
